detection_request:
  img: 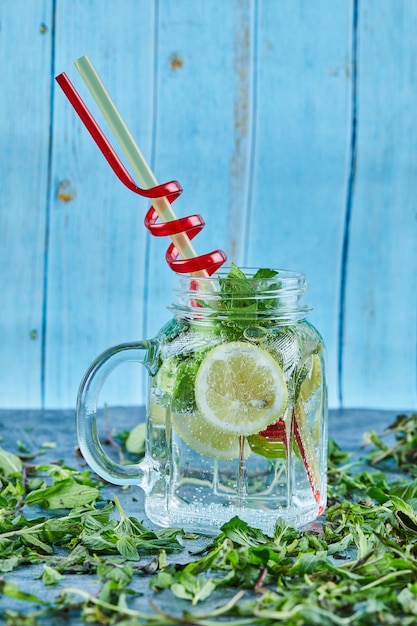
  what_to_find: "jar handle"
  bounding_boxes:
[76,341,155,486]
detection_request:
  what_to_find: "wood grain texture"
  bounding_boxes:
[45,0,155,407]
[0,1,53,408]
[0,0,416,410]
[245,0,353,407]
[342,1,417,409]
[144,0,256,342]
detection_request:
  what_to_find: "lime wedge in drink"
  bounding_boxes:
[247,419,287,459]
[195,341,288,436]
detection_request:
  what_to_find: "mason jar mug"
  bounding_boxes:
[76,267,327,535]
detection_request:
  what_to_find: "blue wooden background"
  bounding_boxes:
[1,0,416,411]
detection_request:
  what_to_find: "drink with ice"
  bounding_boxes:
[145,267,327,534]
[77,266,327,536]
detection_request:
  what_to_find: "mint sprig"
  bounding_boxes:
[215,264,281,336]
[218,264,280,312]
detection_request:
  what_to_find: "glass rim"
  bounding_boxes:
[170,267,312,322]
[174,267,307,283]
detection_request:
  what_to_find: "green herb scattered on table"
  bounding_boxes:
[1,413,417,624]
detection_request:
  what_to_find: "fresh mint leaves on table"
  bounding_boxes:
[0,412,416,624]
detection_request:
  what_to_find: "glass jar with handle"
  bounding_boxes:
[77,267,327,535]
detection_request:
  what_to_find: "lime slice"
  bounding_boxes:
[195,341,288,436]
[247,419,287,459]
[149,395,168,426]
[247,432,287,459]
[300,353,321,401]
[152,358,178,406]
[171,410,243,460]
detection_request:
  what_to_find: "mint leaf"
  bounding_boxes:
[97,562,134,587]
[0,556,20,573]
[252,268,279,280]
[0,447,22,476]
[0,580,46,605]
[41,564,65,585]
[170,354,205,413]
[116,536,139,561]
[25,479,99,509]
[216,264,282,334]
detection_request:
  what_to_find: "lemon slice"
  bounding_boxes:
[171,410,244,460]
[195,341,288,436]
[300,353,322,401]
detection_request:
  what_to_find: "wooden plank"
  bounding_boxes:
[144,0,255,340]
[245,0,353,407]
[1,0,416,412]
[342,0,417,409]
[45,0,155,408]
[0,1,53,408]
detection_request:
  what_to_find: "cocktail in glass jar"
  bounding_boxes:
[77,266,327,535]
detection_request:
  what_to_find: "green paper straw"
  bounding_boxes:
[75,54,208,278]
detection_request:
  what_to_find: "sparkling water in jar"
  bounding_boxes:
[77,267,327,535]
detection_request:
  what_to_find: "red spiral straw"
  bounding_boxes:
[55,73,226,276]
